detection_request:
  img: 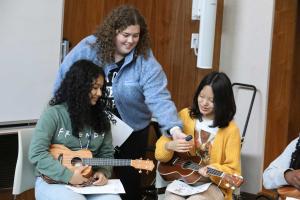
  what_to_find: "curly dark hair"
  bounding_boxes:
[50,60,113,137]
[93,5,151,64]
[290,136,300,169]
[190,71,236,128]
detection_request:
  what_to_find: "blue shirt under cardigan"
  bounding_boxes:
[53,35,182,132]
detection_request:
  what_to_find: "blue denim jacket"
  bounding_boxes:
[53,35,182,131]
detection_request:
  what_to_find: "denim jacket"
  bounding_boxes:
[53,35,182,131]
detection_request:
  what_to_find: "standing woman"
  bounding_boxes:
[29,60,121,200]
[155,72,241,200]
[53,5,185,200]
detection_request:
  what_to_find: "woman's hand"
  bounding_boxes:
[165,139,193,152]
[171,128,187,140]
[69,165,89,185]
[284,169,300,189]
[198,166,209,177]
[92,171,108,186]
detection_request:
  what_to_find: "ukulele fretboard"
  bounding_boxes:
[207,167,223,177]
[176,158,223,178]
[83,158,131,166]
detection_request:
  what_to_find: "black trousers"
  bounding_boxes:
[114,126,149,200]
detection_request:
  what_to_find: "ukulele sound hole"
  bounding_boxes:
[182,161,193,169]
[71,157,83,167]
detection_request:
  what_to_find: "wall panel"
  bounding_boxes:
[264,0,298,169]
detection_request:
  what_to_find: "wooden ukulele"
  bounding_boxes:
[277,186,300,199]
[158,153,244,190]
[49,144,155,178]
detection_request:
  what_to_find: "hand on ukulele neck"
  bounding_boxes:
[198,166,209,177]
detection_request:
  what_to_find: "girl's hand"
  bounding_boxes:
[198,166,209,177]
[69,165,89,185]
[165,139,193,152]
[92,171,108,186]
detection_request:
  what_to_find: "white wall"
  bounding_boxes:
[0,0,64,124]
[219,0,275,193]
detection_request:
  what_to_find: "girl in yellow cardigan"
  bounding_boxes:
[155,72,241,200]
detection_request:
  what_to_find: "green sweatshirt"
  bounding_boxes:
[28,104,114,183]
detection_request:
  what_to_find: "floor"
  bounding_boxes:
[0,188,34,200]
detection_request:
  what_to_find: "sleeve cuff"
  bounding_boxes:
[64,170,74,184]
[168,126,181,135]
[273,168,290,187]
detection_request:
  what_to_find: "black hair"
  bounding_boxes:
[290,136,300,169]
[190,71,236,128]
[50,60,113,137]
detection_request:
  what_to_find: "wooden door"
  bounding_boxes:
[263,0,300,197]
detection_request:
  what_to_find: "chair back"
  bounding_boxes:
[12,128,35,195]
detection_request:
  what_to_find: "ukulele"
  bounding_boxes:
[158,153,243,189]
[49,144,155,178]
[277,186,300,199]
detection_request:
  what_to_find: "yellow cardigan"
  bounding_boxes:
[155,108,241,200]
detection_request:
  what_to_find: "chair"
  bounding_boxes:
[141,121,164,200]
[231,83,257,147]
[155,167,168,200]
[231,83,257,199]
[12,128,35,198]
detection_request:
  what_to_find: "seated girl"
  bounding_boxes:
[29,60,121,200]
[155,71,241,200]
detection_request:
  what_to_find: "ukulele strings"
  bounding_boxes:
[172,159,222,176]
[172,159,201,170]
[54,158,131,162]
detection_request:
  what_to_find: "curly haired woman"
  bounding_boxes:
[53,5,186,200]
[29,60,121,200]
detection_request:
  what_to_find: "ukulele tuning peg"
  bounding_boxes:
[146,170,149,175]
[231,186,235,190]
[139,169,142,174]
[225,183,230,188]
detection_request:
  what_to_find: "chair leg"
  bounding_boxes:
[233,188,241,200]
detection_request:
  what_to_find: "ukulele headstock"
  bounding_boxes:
[223,174,244,190]
[131,158,155,173]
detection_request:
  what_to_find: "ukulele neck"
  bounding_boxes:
[83,158,131,166]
